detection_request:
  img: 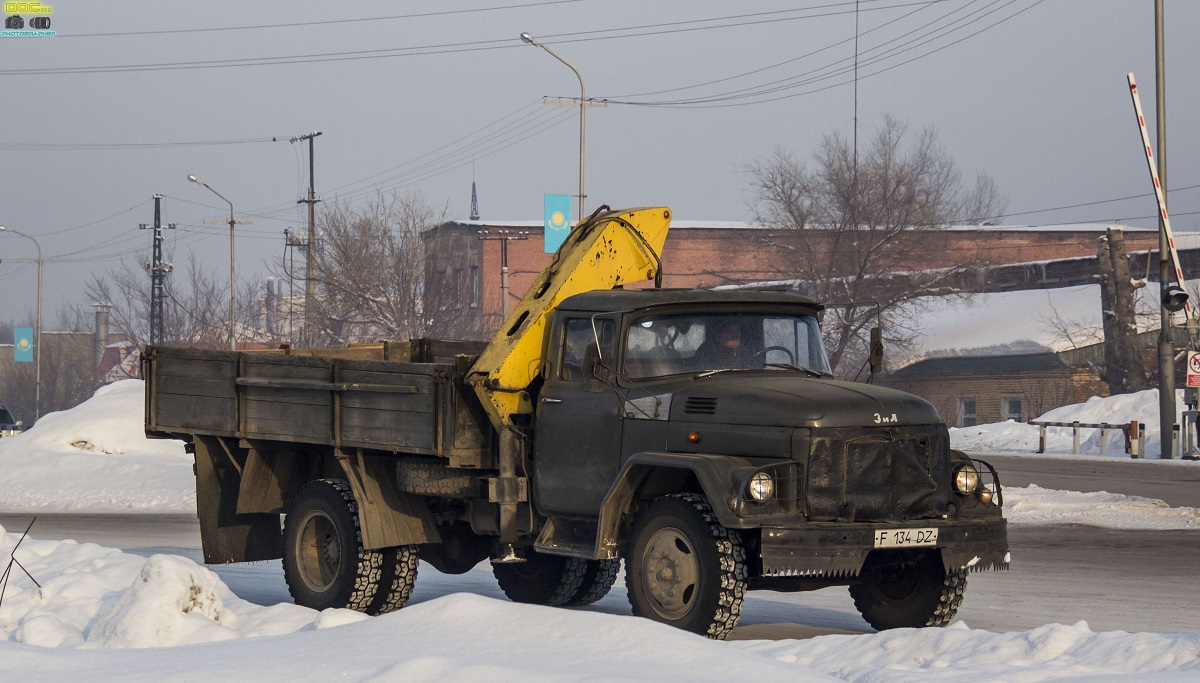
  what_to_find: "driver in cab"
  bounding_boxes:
[695,321,757,370]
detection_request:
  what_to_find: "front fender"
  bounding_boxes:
[595,451,795,558]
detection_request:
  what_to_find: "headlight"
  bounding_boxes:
[953,463,980,494]
[748,472,774,501]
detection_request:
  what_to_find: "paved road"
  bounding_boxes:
[975,452,1200,507]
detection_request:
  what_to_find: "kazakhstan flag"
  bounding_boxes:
[14,327,33,363]
[543,194,572,254]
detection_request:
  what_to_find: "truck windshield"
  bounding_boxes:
[623,312,833,379]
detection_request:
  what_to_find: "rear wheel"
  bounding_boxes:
[625,493,747,639]
[371,545,420,614]
[849,550,967,630]
[492,551,588,606]
[565,559,621,606]
[282,479,383,612]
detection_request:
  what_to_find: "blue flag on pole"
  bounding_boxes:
[14,328,33,363]
[544,194,572,254]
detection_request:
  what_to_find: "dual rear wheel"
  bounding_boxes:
[282,479,418,615]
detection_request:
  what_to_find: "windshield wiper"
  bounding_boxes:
[764,363,824,378]
[696,368,750,378]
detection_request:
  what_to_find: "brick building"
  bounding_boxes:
[422,219,1160,338]
[883,354,1105,427]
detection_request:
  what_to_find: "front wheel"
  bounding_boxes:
[625,493,748,639]
[849,550,967,630]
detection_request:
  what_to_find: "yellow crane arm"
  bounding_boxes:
[467,206,672,430]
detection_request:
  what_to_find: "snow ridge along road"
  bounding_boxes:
[2,522,1199,682]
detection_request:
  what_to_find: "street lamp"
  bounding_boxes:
[187,175,238,351]
[0,226,42,421]
[520,32,586,221]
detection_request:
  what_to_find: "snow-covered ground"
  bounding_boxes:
[2,381,1199,680]
[952,388,1200,459]
[2,523,1198,682]
[0,380,193,513]
[1003,485,1200,529]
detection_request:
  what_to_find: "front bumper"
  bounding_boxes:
[758,517,1009,578]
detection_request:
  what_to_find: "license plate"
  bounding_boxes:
[874,528,938,548]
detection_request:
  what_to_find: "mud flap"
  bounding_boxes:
[194,435,284,564]
[336,449,440,550]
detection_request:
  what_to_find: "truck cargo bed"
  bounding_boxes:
[144,341,492,466]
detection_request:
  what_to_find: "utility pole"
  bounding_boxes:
[1097,229,1144,394]
[283,227,309,344]
[478,229,529,324]
[140,194,175,346]
[0,226,45,421]
[1154,1,1175,458]
[291,131,322,346]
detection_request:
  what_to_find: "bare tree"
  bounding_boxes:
[748,115,1008,376]
[83,252,265,350]
[304,192,468,345]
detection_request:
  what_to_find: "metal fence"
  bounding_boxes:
[1028,420,1144,458]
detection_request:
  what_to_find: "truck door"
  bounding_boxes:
[532,316,622,516]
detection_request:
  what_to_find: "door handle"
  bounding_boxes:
[542,397,563,404]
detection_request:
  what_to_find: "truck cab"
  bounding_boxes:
[529,288,1007,637]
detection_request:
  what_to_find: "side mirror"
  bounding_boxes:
[582,345,612,392]
[868,326,884,375]
[15,421,23,428]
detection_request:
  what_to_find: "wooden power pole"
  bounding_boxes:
[1097,228,1146,394]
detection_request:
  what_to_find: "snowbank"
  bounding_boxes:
[0,380,194,513]
[1004,485,1200,529]
[2,524,1198,681]
[0,522,359,649]
[952,388,1198,458]
[746,620,1200,682]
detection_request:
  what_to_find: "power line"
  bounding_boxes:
[608,0,1037,108]
[0,0,945,77]
[60,1,589,39]
[995,183,1200,222]
[0,138,277,150]
[324,109,576,206]
[604,0,943,99]
[246,100,547,216]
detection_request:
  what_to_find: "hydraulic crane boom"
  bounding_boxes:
[467,206,672,430]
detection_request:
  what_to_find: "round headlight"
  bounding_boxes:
[954,464,980,494]
[748,472,774,501]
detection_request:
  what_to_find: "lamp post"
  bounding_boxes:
[520,32,586,221]
[187,175,238,351]
[0,226,42,421]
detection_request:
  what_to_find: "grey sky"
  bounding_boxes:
[1,0,1197,319]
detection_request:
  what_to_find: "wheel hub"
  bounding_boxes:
[297,509,342,593]
[641,526,698,620]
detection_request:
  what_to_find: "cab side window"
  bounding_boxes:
[559,318,613,381]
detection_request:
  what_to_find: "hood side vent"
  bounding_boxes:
[684,396,718,415]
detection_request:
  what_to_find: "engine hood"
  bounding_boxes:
[665,373,941,428]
